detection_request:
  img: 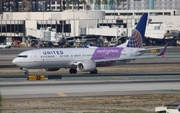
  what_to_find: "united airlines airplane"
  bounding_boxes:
[12,13,168,75]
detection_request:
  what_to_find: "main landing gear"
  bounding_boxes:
[90,69,98,74]
[69,68,77,74]
[69,68,98,74]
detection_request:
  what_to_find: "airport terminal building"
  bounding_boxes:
[0,0,180,45]
[0,9,180,44]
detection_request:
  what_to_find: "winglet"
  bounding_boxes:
[157,42,169,59]
[37,41,40,49]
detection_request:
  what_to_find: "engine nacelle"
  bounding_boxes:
[77,61,96,71]
[43,68,60,71]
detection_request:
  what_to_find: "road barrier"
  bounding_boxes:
[48,75,62,79]
[27,75,45,81]
[27,75,62,80]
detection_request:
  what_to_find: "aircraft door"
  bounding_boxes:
[34,51,39,62]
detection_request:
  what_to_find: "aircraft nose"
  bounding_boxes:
[12,58,18,64]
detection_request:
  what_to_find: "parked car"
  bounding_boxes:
[0,43,11,49]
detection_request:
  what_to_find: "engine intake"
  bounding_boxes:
[77,61,96,71]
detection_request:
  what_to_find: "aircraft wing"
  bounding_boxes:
[93,55,156,63]
[138,47,163,53]
[71,43,169,65]
[138,43,170,53]
[94,43,169,63]
[71,55,156,66]
[138,47,167,53]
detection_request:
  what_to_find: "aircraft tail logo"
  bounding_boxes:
[127,13,148,48]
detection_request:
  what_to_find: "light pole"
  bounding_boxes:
[43,2,44,29]
[127,0,129,10]
[127,0,129,37]
[0,14,2,37]
[137,7,139,21]
[126,0,129,19]
[114,3,115,19]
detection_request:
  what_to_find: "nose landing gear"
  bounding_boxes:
[20,68,29,75]
[24,70,29,75]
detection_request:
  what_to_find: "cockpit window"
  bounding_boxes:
[17,55,28,58]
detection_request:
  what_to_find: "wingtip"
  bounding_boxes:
[157,42,169,57]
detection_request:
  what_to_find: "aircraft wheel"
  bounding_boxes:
[90,69,98,74]
[73,69,77,74]
[69,68,77,74]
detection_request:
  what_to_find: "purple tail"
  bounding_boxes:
[37,41,40,49]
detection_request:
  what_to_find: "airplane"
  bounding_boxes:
[12,13,168,75]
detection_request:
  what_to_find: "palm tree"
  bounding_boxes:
[122,0,126,10]
[109,0,115,10]
[62,0,66,10]
[89,0,93,4]
[80,0,87,10]
[72,0,78,9]
[66,0,70,10]
[95,0,101,10]
[77,0,80,10]
[86,4,91,10]
[102,0,108,10]
[59,0,62,11]
[116,0,121,10]
[88,0,93,10]
[116,0,127,10]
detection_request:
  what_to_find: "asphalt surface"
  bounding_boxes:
[1,80,180,99]
[1,71,180,78]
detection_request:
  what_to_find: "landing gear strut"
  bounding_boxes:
[90,69,98,74]
[69,68,77,74]
[24,70,29,75]
[20,68,29,75]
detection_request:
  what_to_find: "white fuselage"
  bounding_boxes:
[12,47,144,69]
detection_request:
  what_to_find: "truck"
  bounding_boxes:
[86,26,128,46]
[155,101,180,113]
[144,23,180,46]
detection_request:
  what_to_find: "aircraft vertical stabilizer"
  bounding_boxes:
[126,13,148,48]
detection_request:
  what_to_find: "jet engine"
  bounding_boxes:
[43,68,60,71]
[77,61,96,71]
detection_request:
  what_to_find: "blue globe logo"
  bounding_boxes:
[127,29,143,48]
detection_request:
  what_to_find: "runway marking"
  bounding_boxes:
[58,92,67,97]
